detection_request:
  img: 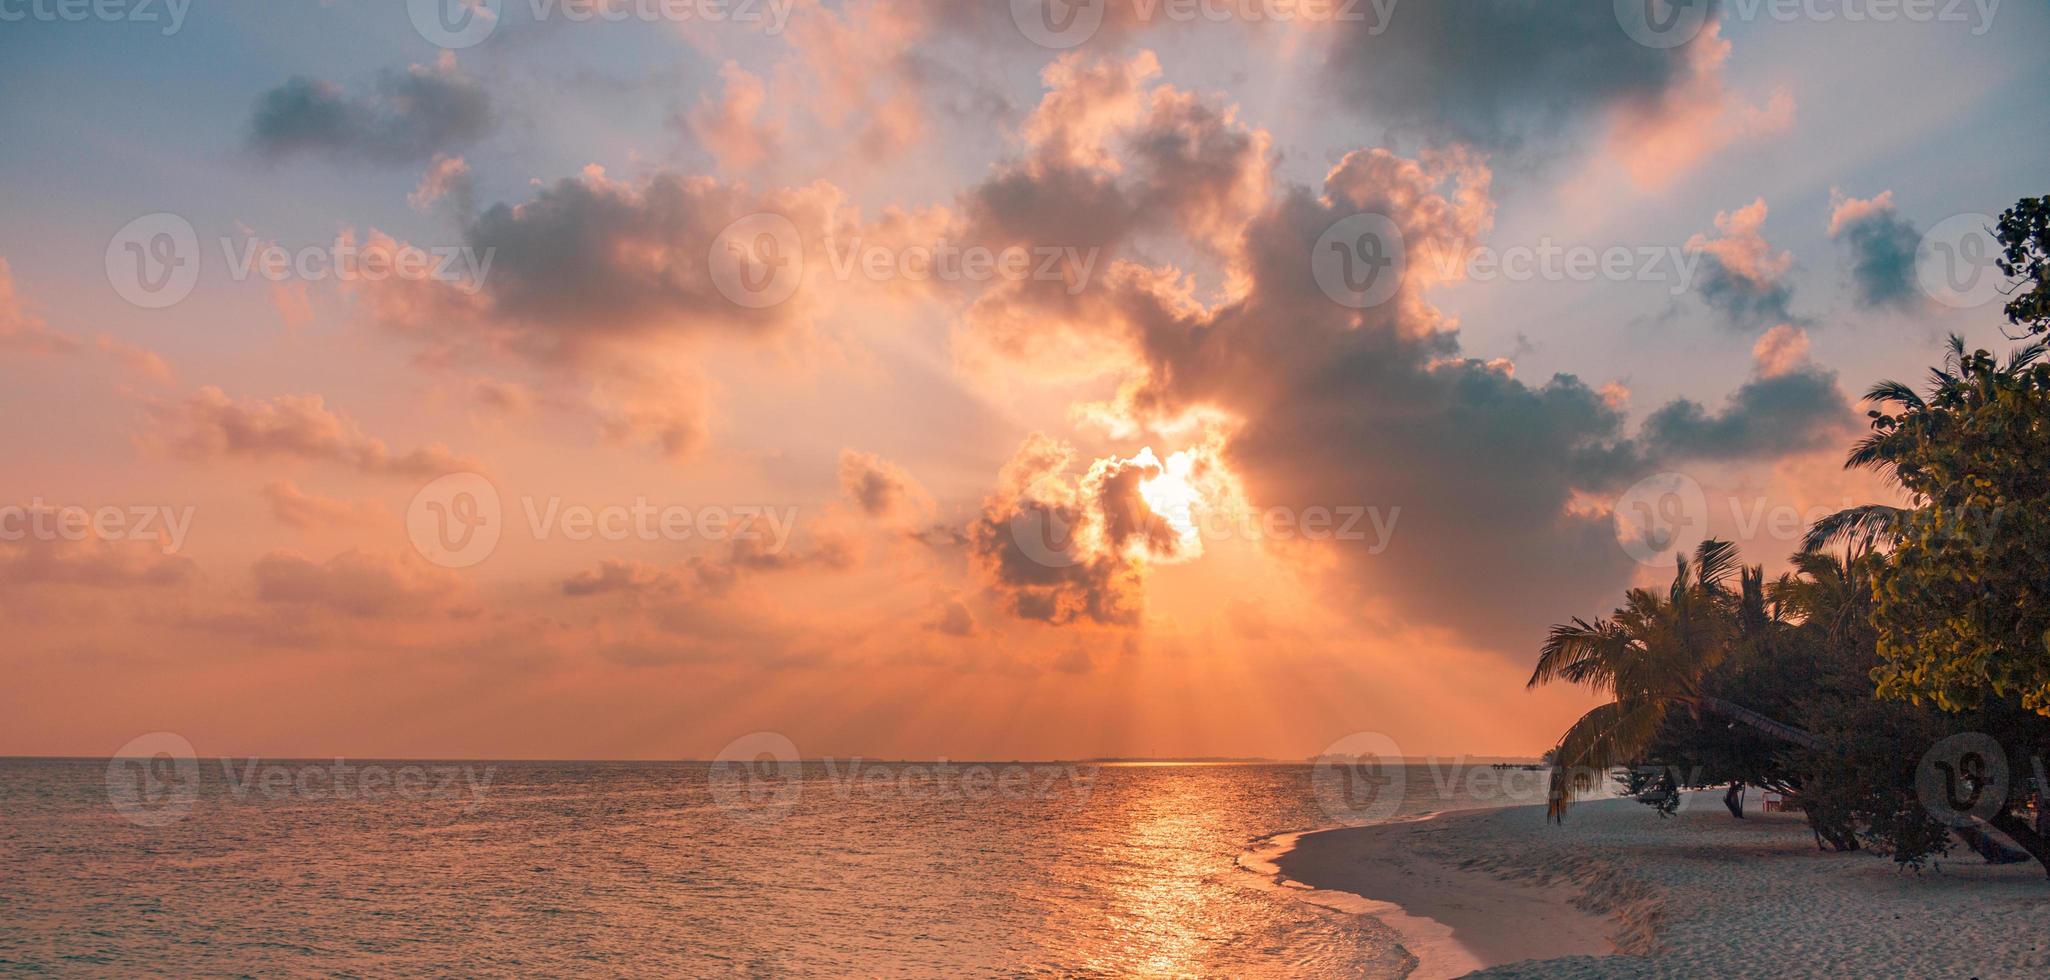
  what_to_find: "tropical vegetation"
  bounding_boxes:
[1533,196,2050,875]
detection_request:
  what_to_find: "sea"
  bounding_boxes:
[0,758,1557,976]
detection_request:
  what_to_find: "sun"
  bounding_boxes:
[1133,447,1204,550]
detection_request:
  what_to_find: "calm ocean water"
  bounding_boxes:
[0,759,1552,976]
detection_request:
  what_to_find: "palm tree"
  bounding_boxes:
[1804,336,2048,554]
[1530,540,1820,822]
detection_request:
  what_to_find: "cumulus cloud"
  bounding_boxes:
[1607,22,1795,189]
[349,161,858,462]
[965,433,1222,627]
[0,534,195,589]
[946,64,1850,649]
[261,481,386,530]
[1321,1,1705,153]
[409,154,476,221]
[455,166,843,341]
[971,503,1141,627]
[562,522,855,602]
[1641,370,1852,463]
[1828,189,1921,310]
[1751,324,1812,379]
[250,54,494,165]
[2,260,175,382]
[685,61,783,173]
[252,550,471,619]
[147,386,480,478]
[926,590,977,637]
[0,258,79,354]
[1686,198,1799,330]
[838,450,933,522]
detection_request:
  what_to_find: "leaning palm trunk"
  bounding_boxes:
[1686,696,1824,751]
[1549,694,2032,864]
[1545,694,1817,822]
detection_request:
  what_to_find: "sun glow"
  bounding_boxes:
[1133,447,1205,551]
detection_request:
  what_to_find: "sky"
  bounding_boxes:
[1,0,2046,762]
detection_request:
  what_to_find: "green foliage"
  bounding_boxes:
[1997,196,2050,334]
[1528,541,1758,818]
[1796,699,1955,871]
[1850,339,2050,714]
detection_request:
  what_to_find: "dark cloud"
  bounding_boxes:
[949,61,1851,650]
[458,171,840,342]
[1687,198,1799,330]
[839,450,931,522]
[252,550,471,619]
[967,434,1148,628]
[1322,1,1703,151]
[1828,190,1921,310]
[250,57,494,164]
[1641,366,1855,461]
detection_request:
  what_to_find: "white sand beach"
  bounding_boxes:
[1274,793,2050,978]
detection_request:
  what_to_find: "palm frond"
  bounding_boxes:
[1692,539,1741,591]
[1530,618,1626,691]
[1863,379,1923,408]
[1545,699,1669,821]
[1801,504,1907,554]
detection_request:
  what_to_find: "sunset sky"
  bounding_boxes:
[2,1,2045,762]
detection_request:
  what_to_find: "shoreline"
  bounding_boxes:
[1253,806,1617,978]
[1257,792,2050,978]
